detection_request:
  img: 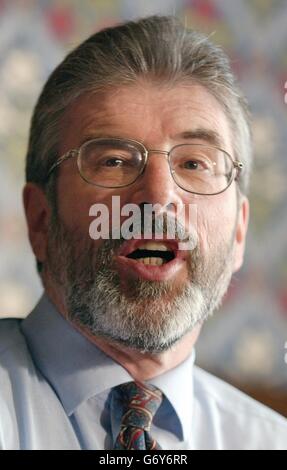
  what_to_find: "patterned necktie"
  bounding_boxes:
[114,381,163,450]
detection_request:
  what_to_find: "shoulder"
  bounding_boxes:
[0,317,35,382]
[193,366,287,450]
[0,318,32,449]
[0,317,26,356]
[0,317,37,388]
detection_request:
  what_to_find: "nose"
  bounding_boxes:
[129,151,184,215]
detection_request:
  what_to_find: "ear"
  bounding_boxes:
[233,196,250,273]
[23,183,51,265]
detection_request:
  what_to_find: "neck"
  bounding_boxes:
[43,283,201,382]
[77,326,201,382]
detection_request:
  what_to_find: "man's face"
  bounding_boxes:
[41,81,248,353]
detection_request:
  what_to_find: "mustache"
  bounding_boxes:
[108,210,198,251]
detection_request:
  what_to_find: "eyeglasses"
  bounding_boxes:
[47,137,243,196]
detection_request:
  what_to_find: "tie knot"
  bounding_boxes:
[118,381,163,431]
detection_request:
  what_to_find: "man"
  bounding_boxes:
[0,15,286,451]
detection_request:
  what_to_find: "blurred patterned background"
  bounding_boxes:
[0,0,286,415]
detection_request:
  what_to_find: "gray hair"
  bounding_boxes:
[26,15,252,198]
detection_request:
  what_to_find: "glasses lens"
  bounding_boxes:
[170,144,234,194]
[78,139,144,187]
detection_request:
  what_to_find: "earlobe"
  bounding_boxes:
[23,183,51,264]
[233,196,250,273]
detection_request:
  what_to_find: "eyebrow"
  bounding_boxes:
[178,128,225,148]
[81,128,225,148]
[80,132,116,145]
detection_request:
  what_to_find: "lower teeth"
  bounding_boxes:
[136,257,165,266]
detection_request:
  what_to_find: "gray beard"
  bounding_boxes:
[45,214,234,354]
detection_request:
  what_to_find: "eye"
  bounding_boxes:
[182,158,212,172]
[183,160,203,170]
[95,152,134,168]
[103,157,126,167]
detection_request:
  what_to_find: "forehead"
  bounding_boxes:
[60,81,233,152]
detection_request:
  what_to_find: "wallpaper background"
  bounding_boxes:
[0,0,286,410]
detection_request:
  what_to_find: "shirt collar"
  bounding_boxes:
[150,349,195,442]
[21,294,132,415]
[21,293,195,441]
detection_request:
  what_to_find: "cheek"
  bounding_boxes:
[196,192,238,253]
[57,174,118,244]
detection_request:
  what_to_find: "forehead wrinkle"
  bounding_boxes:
[61,83,233,154]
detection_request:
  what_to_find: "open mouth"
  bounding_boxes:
[126,242,176,266]
[115,239,188,281]
[118,240,179,266]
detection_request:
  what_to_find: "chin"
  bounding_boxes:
[108,332,185,355]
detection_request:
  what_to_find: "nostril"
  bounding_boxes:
[166,202,176,211]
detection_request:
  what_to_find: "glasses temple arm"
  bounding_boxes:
[46,149,78,179]
[234,160,244,170]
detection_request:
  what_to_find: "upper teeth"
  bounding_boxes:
[137,242,169,251]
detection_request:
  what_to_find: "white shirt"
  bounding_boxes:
[0,294,286,450]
